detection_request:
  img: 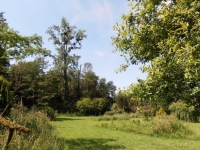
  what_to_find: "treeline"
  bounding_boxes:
[0,12,116,116]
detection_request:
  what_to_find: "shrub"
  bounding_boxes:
[97,114,129,121]
[76,98,109,115]
[156,108,166,118]
[105,111,116,116]
[36,106,57,120]
[110,103,124,114]
[169,101,195,121]
[152,119,193,138]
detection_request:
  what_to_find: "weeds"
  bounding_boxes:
[0,105,67,150]
[97,114,129,121]
[97,114,195,139]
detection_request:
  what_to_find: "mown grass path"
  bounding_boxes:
[51,116,200,150]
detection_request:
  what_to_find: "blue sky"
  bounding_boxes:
[0,0,147,89]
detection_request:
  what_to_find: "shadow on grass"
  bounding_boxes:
[54,117,83,121]
[60,138,126,150]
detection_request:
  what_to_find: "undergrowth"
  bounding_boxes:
[96,114,196,139]
[97,114,129,121]
[0,105,67,150]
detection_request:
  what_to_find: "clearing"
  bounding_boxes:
[51,115,200,150]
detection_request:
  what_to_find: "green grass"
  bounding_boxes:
[51,115,200,150]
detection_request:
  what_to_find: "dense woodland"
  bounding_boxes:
[0,13,116,116]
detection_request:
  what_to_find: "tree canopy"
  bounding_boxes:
[112,0,200,120]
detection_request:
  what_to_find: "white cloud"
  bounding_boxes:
[95,50,107,56]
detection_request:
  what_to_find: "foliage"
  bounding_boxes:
[81,71,99,98]
[169,101,196,121]
[81,63,116,102]
[0,12,10,77]
[112,0,200,119]
[0,12,50,61]
[9,58,47,107]
[98,115,194,139]
[152,119,193,138]
[97,113,129,121]
[156,108,166,117]
[36,106,58,120]
[0,12,50,115]
[76,98,109,115]
[46,17,86,110]
[104,110,116,116]
[0,106,66,150]
[115,91,131,112]
[0,75,12,116]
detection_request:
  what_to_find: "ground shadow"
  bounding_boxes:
[59,138,126,150]
[54,117,83,121]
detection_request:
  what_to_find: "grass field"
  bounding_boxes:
[51,115,200,150]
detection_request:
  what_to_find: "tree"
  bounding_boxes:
[0,76,12,116]
[0,12,9,77]
[81,70,99,98]
[38,69,64,111]
[0,12,50,62]
[98,78,116,102]
[9,58,47,107]
[0,12,50,113]
[82,62,93,74]
[115,90,131,112]
[112,0,200,120]
[46,17,86,109]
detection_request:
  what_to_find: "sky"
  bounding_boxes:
[0,0,147,89]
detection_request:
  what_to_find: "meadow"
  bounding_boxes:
[51,115,200,150]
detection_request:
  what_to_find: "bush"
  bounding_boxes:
[0,105,66,150]
[36,105,57,120]
[156,108,166,118]
[76,98,109,115]
[105,111,116,116]
[97,114,129,121]
[110,103,124,113]
[169,101,195,121]
[152,119,193,138]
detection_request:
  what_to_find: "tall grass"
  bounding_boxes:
[0,105,67,150]
[97,114,195,139]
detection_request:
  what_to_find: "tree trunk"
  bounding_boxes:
[63,51,69,109]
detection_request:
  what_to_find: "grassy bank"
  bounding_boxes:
[0,107,65,150]
[51,115,200,150]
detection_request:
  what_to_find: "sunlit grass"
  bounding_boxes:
[52,115,200,150]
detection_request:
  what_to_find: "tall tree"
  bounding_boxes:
[46,17,86,109]
[112,0,200,118]
[82,62,93,74]
[0,12,9,77]
[0,12,50,113]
